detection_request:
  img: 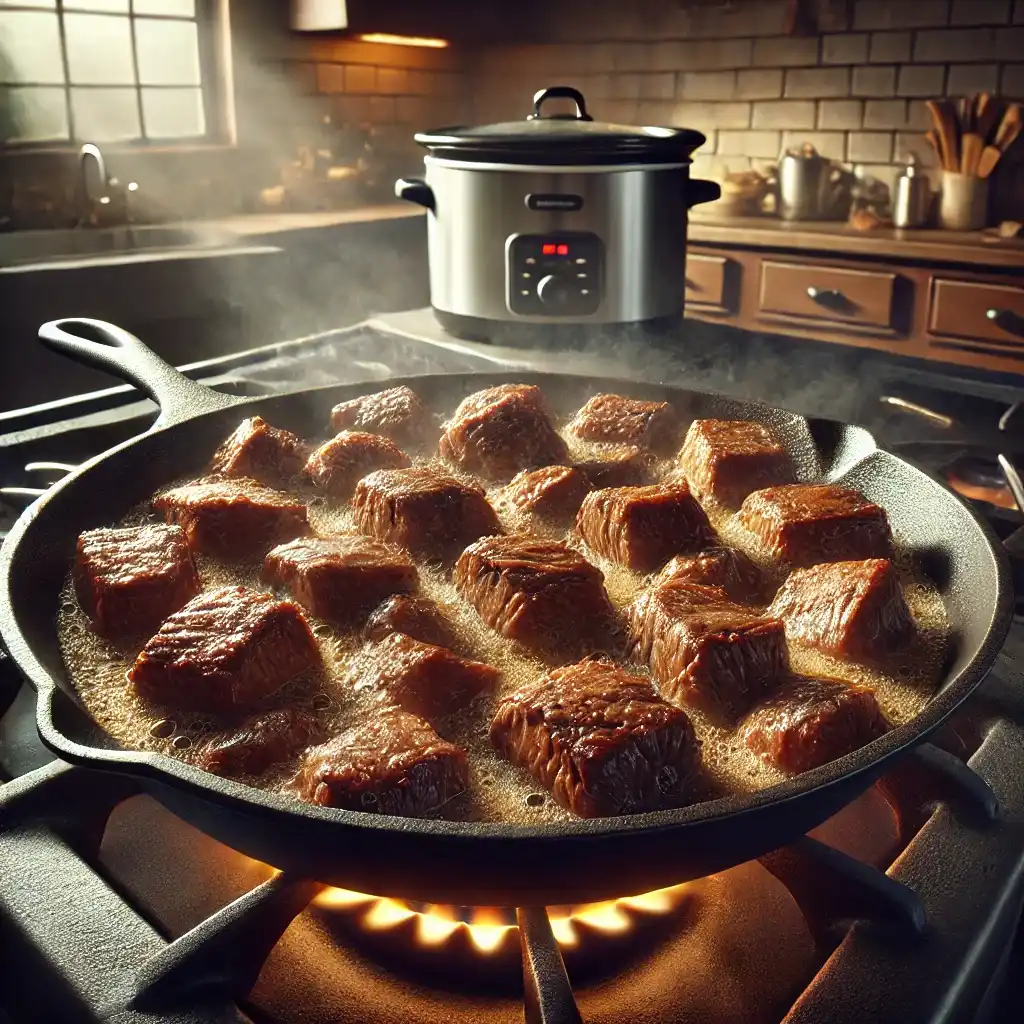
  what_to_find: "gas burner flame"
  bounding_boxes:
[314,882,691,954]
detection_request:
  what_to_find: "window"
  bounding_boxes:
[0,0,219,145]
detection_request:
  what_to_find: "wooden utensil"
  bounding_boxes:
[994,103,1022,151]
[961,132,984,175]
[975,93,1000,143]
[978,145,1003,179]
[927,99,960,171]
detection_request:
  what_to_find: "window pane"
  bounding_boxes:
[3,86,67,141]
[0,11,64,84]
[65,13,135,85]
[71,86,140,140]
[134,0,195,14]
[135,17,200,86]
[64,1,129,10]
[142,86,203,138]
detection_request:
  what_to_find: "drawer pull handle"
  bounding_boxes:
[806,286,857,313]
[878,396,954,428]
[985,308,1024,338]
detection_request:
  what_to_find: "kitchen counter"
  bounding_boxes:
[689,215,1024,269]
[189,204,423,238]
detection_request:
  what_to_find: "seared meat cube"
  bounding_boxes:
[678,419,794,507]
[154,478,308,561]
[658,546,768,605]
[769,558,914,660]
[130,586,319,714]
[453,535,617,656]
[351,632,499,725]
[439,383,568,481]
[629,581,788,723]
[576,447,654,489]
[305,431,411,499]
[74,524,200,637]
[263,535,417,625]
[209,416,310,487]
[575,483,714,572]
[330,385,434,446]
[364,594,457,650]
[490,657,701,818]
[737,484,894,567]
[568,393,679,452]
[199,708,323,777]
[743,675,890,774]
[293,708,468,815]
[352,467,501,561]
[505,465,591,524]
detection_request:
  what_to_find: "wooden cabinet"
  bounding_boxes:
[758,261,896,334]
[684,218,1024,378]
[929,279,1024,349]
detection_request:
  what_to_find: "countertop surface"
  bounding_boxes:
[194,204,423,237]
[688,213,1024,267]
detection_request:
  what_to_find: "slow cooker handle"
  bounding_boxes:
[528,86,593,122]
[686,178,722,209]
[395,177,435,211]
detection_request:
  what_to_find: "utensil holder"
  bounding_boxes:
[938,172,989,231]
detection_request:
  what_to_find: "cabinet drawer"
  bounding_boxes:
[758,261,895,331]
[685,254,728,310]
[929,278,1024,347]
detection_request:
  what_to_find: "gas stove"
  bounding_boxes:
[1,311,1023,1024]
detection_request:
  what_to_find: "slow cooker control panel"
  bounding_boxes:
[507,233,603,317]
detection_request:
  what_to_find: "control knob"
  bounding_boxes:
[537,273,574,308]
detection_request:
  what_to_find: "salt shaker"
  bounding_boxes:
[893,154,930,228]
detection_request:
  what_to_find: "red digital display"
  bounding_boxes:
[557,244,570,255]
[542,243,556,255]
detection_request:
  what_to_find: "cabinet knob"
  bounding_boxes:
[986,308,1024,338]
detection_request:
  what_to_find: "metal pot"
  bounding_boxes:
[395,86,720,342]
[777,143,853,222]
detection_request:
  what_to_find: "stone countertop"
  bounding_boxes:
[189,204,423,237]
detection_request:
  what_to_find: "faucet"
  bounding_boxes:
[77,143,138,229]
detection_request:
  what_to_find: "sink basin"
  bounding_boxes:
[0,224,240,268]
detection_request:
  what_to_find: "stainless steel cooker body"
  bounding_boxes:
[420,156,692,325]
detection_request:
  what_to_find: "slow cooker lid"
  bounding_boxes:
[415,86,706,165]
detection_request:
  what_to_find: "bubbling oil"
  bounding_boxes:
[56,409,949,826]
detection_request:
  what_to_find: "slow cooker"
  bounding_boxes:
[395,86,720,343]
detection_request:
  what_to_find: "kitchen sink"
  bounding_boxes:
[0,224,247,271]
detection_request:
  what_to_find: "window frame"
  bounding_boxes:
[0,0,233,151]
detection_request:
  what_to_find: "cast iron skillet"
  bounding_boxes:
[0,318,1014,906]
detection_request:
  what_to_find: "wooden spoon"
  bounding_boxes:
[975,93,1000,143]
[927,99,960,171]
[961,132,984,175]
[978,145,1002,179]
[994,104,1022,151]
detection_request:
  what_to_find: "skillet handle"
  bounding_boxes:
[38,318,242,428]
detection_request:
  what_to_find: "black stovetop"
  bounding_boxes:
[1,311,1023,1024]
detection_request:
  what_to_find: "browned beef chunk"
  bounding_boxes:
[575,483,715,572]
[154,478,308,561]
[678,419,795,507]
[74,524,200,637]
[737,484,894,567]
[769,558,914,660]
[199,708,324,777]
[743,675,890,774]
[568,393,679,452]
[629,581,788,723]
[658,546,768,605]
[305,431,411,499]
[293,709,468,815]
[439,383,568,481]
[490,657,701,818]
[330,385,434,446]
[351,632,499,725]
[505,465,591,524]
[263,535,417,625]
[363,594,457,649]
[453,535,617,656]
[352,467,501,561]
[576,446,654,489]
[130,586,319,714]
[209,416,310,487]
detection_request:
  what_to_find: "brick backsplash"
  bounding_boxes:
[460,0,1024,216]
